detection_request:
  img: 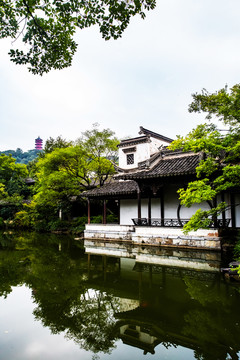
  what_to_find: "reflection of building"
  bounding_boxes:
[83,126,240,250]
[84,239,221,272]
[35,136,43,150]
[118,323,159,355]
[84,241,240,359]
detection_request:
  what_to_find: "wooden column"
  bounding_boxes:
[230,193,236,228]
[117,198,120,224]
[137,191,141,220]
[160,190,164,226]
[103,199,107,224]
[221,192,226,223]
[213,197,217,228]
[87,198,91,224]
[148,196,151,225]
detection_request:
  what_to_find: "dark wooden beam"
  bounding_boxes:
[160,190,164,226]
[231,193,236,228]
[221,192,226,223]
[148,196,151,225]
[87,198,91,224]
[137,191,141,220]
[103,199,107,224]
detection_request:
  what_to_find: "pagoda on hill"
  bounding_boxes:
[35,136,43,150]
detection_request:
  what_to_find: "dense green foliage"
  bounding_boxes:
[0,126,119,231]
[42,135,73,154]
[0,148,41,164]
[33,126,119,220]
[0,154,30,219]
[170,84,240,232]
[1,0,156,74]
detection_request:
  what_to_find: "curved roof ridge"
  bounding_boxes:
[139,126,173,143]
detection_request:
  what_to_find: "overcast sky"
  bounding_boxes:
[0,0,240,151]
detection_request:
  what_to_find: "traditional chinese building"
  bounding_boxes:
[83,127,240,250]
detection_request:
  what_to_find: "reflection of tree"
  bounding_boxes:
[182,275,240,360]
[0,232,32,298]
[31,257,119,354]
[183,309,240,360]
[183,276,227,306]
[65,290,119,354]
[25,238,118,354]
[0,251,28,298]
[0,232,119,355]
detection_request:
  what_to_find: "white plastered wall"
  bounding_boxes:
[120,198,161,225]
[163,184,211,219]
[163,185,179,218]
[120,199,138,225]
[179,202,211,218]
[149,138,170,154]
[120,185,212,225]
[118,137,171,170]
[118,142,150,170]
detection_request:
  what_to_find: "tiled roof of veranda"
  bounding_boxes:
[81,180,138,198]
[81,152,200,197]
[117,153,200,180]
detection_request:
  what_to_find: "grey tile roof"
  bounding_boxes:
[82,152,200,197]
[118,126,173,148]
[138,126,173,143]
[118,154,200,180]
[118,136,150,148]
[82,180,138,198]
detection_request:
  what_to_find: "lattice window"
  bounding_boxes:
[127,153,134,165]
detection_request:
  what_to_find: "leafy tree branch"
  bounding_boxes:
[170,84,240,231]
[1,0,156,74]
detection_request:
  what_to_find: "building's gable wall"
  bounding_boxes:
[118,137,170,170]
[119,142,150,170]
[149,138,169,154]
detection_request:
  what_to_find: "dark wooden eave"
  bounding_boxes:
[81,180,138,199]
[118,135,150,148]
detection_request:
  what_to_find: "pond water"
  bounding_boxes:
[0,231,239,360]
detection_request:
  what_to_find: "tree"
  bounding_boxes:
[0,154,28,197]
[42,136,73,154]
[77,123,119,186]
[0,148,41,164]
[34,127,119,217]
[1,0,156,75]
[0,154,29,219]
[170,84,240,232]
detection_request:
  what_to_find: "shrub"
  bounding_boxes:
[33,220,50,232]
[48,219,70,232]
[91,215,103,223]
[73,216,88,226]
[106,214,118,223]
[0,217,4,229]
[13,210,33,229]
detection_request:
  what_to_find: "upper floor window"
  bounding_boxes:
[127,153,134,165]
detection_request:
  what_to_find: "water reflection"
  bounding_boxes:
[0,232,239,360]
